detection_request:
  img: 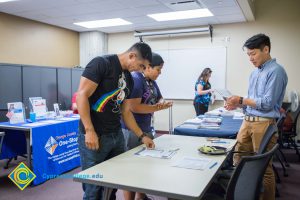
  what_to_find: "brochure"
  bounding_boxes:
[53,103,61,117]
[31,98,47,118]
[7,102,26,124]
[135,147,179,159]
[215,89,232,100]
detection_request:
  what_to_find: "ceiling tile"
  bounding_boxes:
[0,0,249,33]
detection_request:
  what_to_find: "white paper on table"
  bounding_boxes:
[184,118,203,124]
[135,147,178,159]
[203,117,222,123]
[172,156,213,170]
[179,124,202,129]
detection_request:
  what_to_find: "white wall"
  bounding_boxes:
[107,0,300,134]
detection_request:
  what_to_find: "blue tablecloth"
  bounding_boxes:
[0,118,80,185]
[174,116,243,138]
[0,129,26,159]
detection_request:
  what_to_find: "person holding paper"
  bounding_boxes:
[76,42,155,200]
[225,34,288,200]
[121,52,173,200]
[193,67,214,116]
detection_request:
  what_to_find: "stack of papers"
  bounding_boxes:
[184,118,203,124]
[179,124,203,129]
[198,123,221,129]
[205,107,235,116]
[200,117,222,129]
[180,116,222,129]
[203,117,222,124]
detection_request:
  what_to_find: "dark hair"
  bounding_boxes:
[127,42,152,63]
[198,68,212,82]
[150,52,164,67]
[243,33,271,52]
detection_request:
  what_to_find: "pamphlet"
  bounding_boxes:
[53,103,61,117]
[135,147,179,159]
[7,102,26,124]
[215,89,232,100]
[31,98,47,118]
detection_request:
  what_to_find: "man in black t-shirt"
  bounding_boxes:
[76,42,155,200]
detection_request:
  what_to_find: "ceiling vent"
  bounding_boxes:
[163,0,207,11]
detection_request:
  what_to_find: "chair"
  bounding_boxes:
[0,132,4,156]
[229,124,278,156]
[216,124,278,193]
[202,144,279,200]
[275,115,289,177]
[280,105,300,161]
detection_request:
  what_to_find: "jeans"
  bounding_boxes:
[122,129,154,151]
[78,129,125,200]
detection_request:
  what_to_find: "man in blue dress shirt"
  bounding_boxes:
[225,33,288,200]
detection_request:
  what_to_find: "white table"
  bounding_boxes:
[73,134,236,200]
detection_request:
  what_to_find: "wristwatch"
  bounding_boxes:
[239,97,244,105]
[138,132,147,142]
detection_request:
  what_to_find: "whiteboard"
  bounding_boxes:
[155,47,226,100]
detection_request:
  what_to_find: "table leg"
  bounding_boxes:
[26,131,31,169]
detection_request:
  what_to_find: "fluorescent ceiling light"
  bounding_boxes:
[74,18,132,28]
[148,9,213,21]
[0,0,18,3]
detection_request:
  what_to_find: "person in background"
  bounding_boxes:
[71,92,78,114]
[76,42,155,200]
[122,53,173,200]
[193,68,213,116]
[225,33,288,200]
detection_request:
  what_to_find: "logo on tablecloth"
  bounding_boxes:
[45,136,58,155]
[8,162,36,190]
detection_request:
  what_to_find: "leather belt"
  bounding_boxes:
[244,115,273,122]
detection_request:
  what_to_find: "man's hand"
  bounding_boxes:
[156,101,173,110]
[224,95,240,110]
[85,130,100,150]
[142,136,155,149]
[224,104,238,111]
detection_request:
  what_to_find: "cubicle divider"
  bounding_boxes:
[0,63,84,120]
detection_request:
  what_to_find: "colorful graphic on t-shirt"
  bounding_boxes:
[92,88,121,112]
[92,72,128,113]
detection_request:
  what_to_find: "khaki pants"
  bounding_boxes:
[233,119,277,200]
